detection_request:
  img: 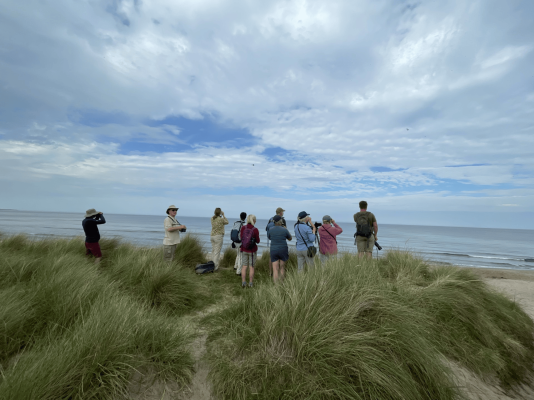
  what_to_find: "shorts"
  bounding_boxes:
[356,235,375,253]
[270,248,289,263]
[241,251,257,267]
[85,242,102,258]
[163,244,177,261]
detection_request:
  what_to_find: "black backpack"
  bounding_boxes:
[355,212,373,238]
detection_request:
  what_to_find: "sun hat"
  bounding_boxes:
[322,215,332,222]
[298,211,310,219]
[273,215,282,222]
[166,205,179,214]
[85,208,100,218]
[276,207,285,214]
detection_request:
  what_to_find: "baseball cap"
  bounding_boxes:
[273,215,282,222]
[298,211,310,219]
[276,207,285,214]
[322,215,332,222]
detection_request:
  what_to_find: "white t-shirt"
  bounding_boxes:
[163,216,181,245]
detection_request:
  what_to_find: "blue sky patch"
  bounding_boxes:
[147,115,256,147]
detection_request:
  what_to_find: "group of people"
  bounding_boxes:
[81,201,378,289]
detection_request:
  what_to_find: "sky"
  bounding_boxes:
[1,0,533,229]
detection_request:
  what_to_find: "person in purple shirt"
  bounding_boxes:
[318,215,343,265]
[82,208,106,263]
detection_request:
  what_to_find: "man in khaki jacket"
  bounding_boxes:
[163,205,186,262]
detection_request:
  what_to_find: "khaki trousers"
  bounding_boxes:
[210,234,224,267]
[163,244,176,262]
[234,244,243,274]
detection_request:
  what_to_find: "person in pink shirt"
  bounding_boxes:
[318,215,343,265]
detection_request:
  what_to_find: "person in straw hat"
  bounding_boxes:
[163,205,186,262]
[82,208,106,263]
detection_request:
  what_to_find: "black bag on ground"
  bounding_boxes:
[195,261,215,274]
[355,212,373,238]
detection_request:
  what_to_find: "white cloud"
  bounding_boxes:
[1,0,534,226]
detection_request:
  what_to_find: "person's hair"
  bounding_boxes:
[240,212,247,220]
[275,219,284,226]
[323,219,330,224]
[213,208,222,220]
[246,214,256,226]
[298,217,308,223]
[359,201,368,209]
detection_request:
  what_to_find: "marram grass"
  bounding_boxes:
[1,234,533,400]
[0,233,208,398]
[206,251,534,400]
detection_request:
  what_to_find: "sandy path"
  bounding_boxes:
[178,332,214,400]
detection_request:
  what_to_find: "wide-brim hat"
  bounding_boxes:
[85,208,100,218]
[166,205,179,214]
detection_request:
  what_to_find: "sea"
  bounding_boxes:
[1,209,533,270]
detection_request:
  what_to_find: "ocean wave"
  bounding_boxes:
[433,252,530,262]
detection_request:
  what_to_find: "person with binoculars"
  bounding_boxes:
[294,211,317,272]
[210,207,229,270]
[163,205,187,262]
[354,200,378,259]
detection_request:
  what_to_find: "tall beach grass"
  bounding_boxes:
[206,251,534,399]
[0,233,211,398]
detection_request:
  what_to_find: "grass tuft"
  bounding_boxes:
[219,246,237,269]
[173,234,207,268]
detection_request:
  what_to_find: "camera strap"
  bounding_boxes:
[322,225,337,244]
[167,216,180,226]
[297,224,312,250]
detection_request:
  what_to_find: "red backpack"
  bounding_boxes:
[241,226,256,250]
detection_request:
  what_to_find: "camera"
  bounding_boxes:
[313,222,322,229]
[180,228,187,233]
[374,242,382,251]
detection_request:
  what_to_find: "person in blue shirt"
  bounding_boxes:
[294,211,317,272]
[267,215,292,283]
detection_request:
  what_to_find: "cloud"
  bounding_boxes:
[1,0,533,227]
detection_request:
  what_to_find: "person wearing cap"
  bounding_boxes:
[163,205,186,262]
[265,207,286,275]
[82,208,106,263]
[318,216,343,265]
[294,211,317,272]
[267,215,292,283]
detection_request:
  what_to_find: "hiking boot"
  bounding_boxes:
[242,282,246,289]
[248,282,253,288]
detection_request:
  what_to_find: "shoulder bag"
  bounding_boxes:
[297,224,317,258]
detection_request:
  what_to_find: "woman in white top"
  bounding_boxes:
[163,205,186,262]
